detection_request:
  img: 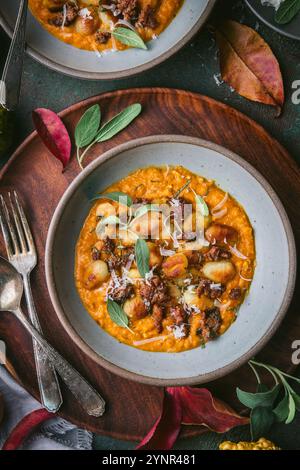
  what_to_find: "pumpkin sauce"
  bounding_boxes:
[29,1,183,52]
[75,166,256,352]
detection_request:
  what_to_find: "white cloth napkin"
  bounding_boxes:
[0,366,93,450]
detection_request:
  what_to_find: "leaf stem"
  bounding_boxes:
[249,360,279,385]
[174,179,191,198]
[76,146,84,170]
[249,361,261,384]
[273,370,300,384]
[78,140,96,167]
[272,369,295,394]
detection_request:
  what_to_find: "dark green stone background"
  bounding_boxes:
[1,0,300,449]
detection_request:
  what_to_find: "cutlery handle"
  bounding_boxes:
[13,307,105,417]
[1,0,28,110]
[23,274,62,413]
[0,107,14,158]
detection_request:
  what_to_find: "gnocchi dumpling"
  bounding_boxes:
[84,260,109,289]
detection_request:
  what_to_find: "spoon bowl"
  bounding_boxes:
[0,255,23,311]
[0,256,105,416]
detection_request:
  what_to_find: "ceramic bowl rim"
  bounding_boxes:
[45,135,297,386]
[244,0,300,41]
[0,1,217,80]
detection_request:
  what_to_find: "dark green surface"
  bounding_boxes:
[1,0,300,450]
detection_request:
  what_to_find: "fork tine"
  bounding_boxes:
[13,191,36,254]
[8,192,27,253]
[0,201,13,260]
[0,195,20,255]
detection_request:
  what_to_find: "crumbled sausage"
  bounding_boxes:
[103,237,115,253]
[152,304,164,333]
[187,251,202,266]
[115,0,138,21]
[197,279,225,299]
[229,287,242,300]
[92,247,101,261]
[92,237,115,260]
[204,246,231,261]
[171,305,186,325]
[136,5,158,29]
[140,275,169,307]
[108,278,134,303]
[197,307,221,341]
[49,2,78,27]
[169,197,185,224]
[107,251,132,271]
[47,0,66,12]
[170,305,189,337]
[95,31,111,44]
[132,197,150,204]
[204,307,222,338]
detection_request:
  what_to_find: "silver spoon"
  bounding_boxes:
[0,256,105,417]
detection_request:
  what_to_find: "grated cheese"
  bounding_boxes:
[261,0,283,10]
[168,324,186,340]
[212,208,228,219]
[228,244,248,260]
[212,193,228,214]
[79,8,93,20]
[61,4,67,29]
[133,336,168,346]
[159,247,176,257]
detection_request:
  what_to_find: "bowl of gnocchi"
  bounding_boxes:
[0,0,216,79]
[45,135,296,385]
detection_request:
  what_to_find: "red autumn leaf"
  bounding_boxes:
[136,389,182,450]
[168,387,249,433]
[32,108,71,169]
[216,20,284,111]
[2,409,52,450]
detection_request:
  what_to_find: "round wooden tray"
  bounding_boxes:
[0,88,299,441]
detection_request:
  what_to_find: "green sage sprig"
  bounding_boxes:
[75,103,142,169]
[135,238,150,278]
[107,298,134,333]
[275,0,300,24]
[237,360,300,440]
[112,27,147,50]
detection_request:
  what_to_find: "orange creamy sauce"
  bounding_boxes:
[29,1,183,52]
[75,166,256,352]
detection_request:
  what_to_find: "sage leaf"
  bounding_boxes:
[273,394,289,422]
[112,27,147,50]
[291,392,300,411]
[107,298,129,328]
[132,204,161,220]
[75,104,101,148]
[96,103,142,142]
[286,394,296,424]
[195,194,209,217]
[94,192,133,207]
[275,0,300,24]
[250,406,274,441]
[236,384,280,409]
[257,383,269,393]
[135,238,150,278]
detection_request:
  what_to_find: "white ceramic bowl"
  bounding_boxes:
[0,1,216,79]
[45,136,296,385]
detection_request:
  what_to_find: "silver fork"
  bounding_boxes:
[0,192,62,412]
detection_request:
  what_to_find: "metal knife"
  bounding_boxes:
[0,0,28,158]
